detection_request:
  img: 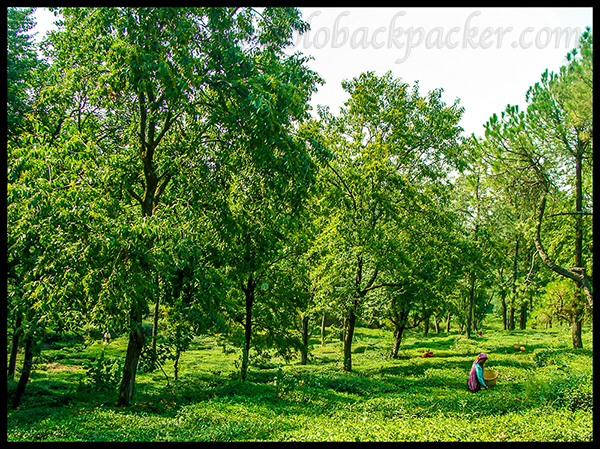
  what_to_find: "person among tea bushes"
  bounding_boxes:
[467,353,488,392]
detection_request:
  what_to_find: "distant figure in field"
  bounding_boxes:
[103,332,111,345]
[467,353,488,392]
[476,330,483,338]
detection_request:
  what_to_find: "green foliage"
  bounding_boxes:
[81,351,123,392]
[7,6,324,404]
[533,347,566,368]
[7,7,42,139]
[524,363,592,411]
[138,342,173,374]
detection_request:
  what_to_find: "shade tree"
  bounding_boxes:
[480,30,592,347]
[8,7,321,405]
[313,71,466,371]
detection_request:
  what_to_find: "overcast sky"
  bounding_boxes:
[33,7,593,137]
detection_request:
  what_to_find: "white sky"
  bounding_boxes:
[291,7,593,137]
[33,7,593,137]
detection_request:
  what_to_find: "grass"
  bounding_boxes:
[6,317,593,441]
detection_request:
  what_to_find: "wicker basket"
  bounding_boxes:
[484,369,498,387]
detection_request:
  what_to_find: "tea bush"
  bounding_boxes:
[81,350,123,392]
[7,321,593,441]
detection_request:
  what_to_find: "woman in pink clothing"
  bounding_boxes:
[467,353,489,392]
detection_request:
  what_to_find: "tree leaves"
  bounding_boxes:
[7,7,42,140]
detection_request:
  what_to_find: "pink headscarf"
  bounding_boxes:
[468,353,487,391]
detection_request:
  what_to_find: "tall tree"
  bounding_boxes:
[10,7,320,406]
[481,30,593,346]
[451,150,508,338]
[315,71,465,371]
[217,149,319,381]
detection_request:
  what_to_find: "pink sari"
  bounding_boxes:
[468,353,487,391]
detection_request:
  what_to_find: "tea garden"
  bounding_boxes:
[7,317,593,441]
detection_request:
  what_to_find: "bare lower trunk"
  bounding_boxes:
[117,306,145,407]
[8,313,22,378]
[342,307,357,372]
[240,275,255,382]
[12,338,35,408]
[572,314,583,349]
[174,350,181,381]
[423,314,430,337]
[151,278,161,370]
[300,314,310,365]
[519,301,528,330]
[500,292,508,330]
[466,275,475,339]
[390,323,406,358]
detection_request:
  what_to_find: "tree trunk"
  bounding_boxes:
[508,237,520,330]
[240,275,255,382]
[423,314,430,337]
[500,291,508,331]
[574,143,584,272]
[390,323,406,358]
[117,305,145,407]
[8,313,22,378]
[498,267,508,331]
[508,305,516,330]
[519,300,527,330]
[571,312,583,349]
[466,275,476,339]
[173,349,181,381]
[151,278,161,371]
[117,227,153,407]
[342,306,357,372]
[12,338,35,409]
[320,313,326,346]
[445,312,451,333]
[300,314,310,365]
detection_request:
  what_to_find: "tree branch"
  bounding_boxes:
[152,109,175,150]
[548,211,593,218]
[325,160,358,215]
[153,170,173,207]
[534,194,593,308]
[127,188,143,205]
[364,267,379,291]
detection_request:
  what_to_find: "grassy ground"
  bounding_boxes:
[6,317,593,441]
